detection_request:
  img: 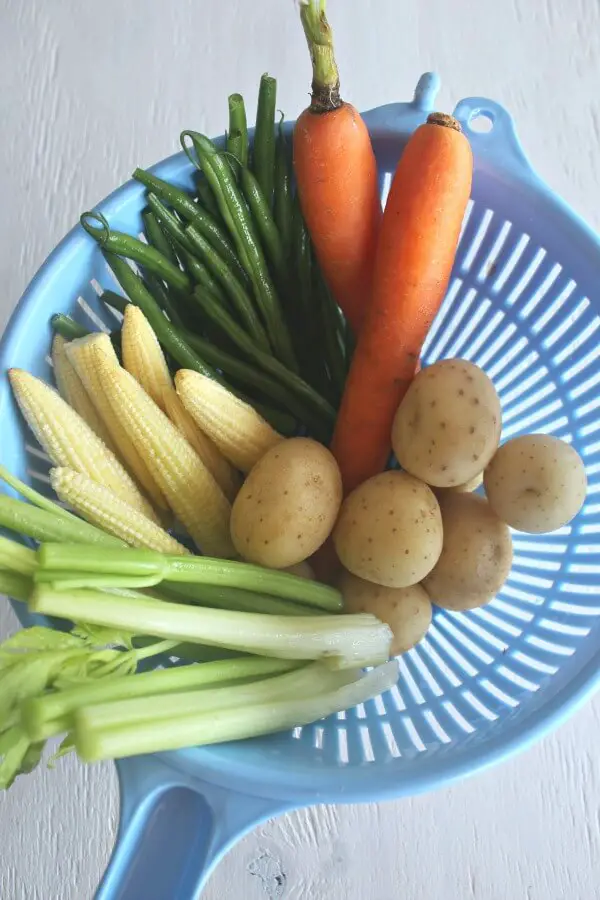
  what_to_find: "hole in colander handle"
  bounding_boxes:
[94,755,289,899]
[453,95,538,178]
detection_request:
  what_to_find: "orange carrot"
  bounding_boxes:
[331,113,473,494]
[293,0,381,336]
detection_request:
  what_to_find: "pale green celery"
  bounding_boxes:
[0,535,37,576]
[76,662,352,731]
[0,571,31,603]
[30,586,391,669]
[75,661,399,762]
[165,583,322,617]
[0,465,73,520]
[0,497,124,548]
[37,545,342,611]
[21,656,299,741]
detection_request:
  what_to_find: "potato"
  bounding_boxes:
[230,437,342,568]
[422,492,513,610]
[340,570,432,655]
[283,560,316,580]
[392,359,501,488]
[484,434,587,533]
[332,471,443,588]
[434,470,483,498]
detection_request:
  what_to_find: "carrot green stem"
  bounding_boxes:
[299,0,342,113]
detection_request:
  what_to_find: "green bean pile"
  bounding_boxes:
[68,75,352,443]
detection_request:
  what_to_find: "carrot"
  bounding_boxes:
[293,0,381,336]
[331,112,473,494]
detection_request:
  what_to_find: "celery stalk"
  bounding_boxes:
[30,586,391,669]
[0,465,74,521]
[0,571,32,603]
[164,583,322,617]
[0,497,124,548]
[75,661,399,761]
[21,656,300,741]
[37,544,342,611]
[0,535,37,576]
[75,662,351,731]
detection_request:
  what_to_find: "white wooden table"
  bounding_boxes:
[2,1,600,897]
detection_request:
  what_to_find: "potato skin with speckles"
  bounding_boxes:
[340,571,432,655]
[230,437,342,568]
[332,471,443,588]
[391,359,501,488]
[484,434,587,533]
[422,492,512,610]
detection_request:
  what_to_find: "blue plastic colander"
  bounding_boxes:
[1,72,600,898]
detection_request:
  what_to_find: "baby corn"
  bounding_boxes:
[51,335,115,449]
[8,369,156,520]
[175,370,283,472]
[66,334,169,515]
[96,355,235,557]
[121,305,171,412]
[122,305,240,501]
[161,386,240,501]
[50,467,189,555]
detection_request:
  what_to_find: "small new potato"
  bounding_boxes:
[231,437,342,568]
[422,492,513,610]
[484,434,587,533]
[392,359,501,488]
[332,471,443,588]
[283,560,316,580]
[340,570,432,655]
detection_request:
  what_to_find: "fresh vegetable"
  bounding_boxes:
[49,468,188,555]
[176,369,283,472]
[252,74,277,207]
[294,0,381,335]
[37,543,343,610]
[30,585,390,669]
[340,572,432,656]
[51,335,114,448]
[0,494,125,548]
[74,661,398,762]
[332,471,443,588]
[392,359,502,488]
[434,471,484,496]
[66,334,170,514]
[230,437,342,568]
[274,115,294,258]
[181,130,297,370]
[8,368,156,522]
[422,492,513,610]
[484,434,587,533]
[284,560,316,580]
[227,93,249,166]
[93,351,234,557]
[330,112,473,494]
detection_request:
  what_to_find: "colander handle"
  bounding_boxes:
[452,95,537,177]
[94,755,289,899]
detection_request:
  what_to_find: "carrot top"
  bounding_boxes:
[299,0,342,113]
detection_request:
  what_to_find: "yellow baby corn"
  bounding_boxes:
[66,334,169,514]
[175,369,283,472]
[51,335,115,449]
[161,386,240,501]
[8,369,156,520]
[50,467,189,555]
[121,305,171,412]
[96,355,235,558]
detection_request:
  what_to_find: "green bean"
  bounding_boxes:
[227,94,249,166]
[253,74,277,206]
[316,274,347,401]
[50,314,90,341]
[101,290,128,315]
[195,176,221,220]
[142,210,180,267]
[181,131,297,371]
[238,165,287,285]
[141,272,186,330]
[81,212,191,294]
[102,250,224,383]
[192,287,335,439]
[274,115,294,259]
[132,168,246,283]
[185,223,269,349]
